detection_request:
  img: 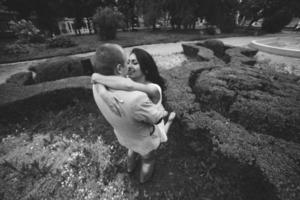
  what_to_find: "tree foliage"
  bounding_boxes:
[4,0,61,34]
[3,0,300,34]
[164,0,200,29]
[136,0,165,30]
[239,0,300,31]
[202,0,238,33]
[0,0,7,10]
[93,7,124,40]
[117,0,137,29]
[8,19,43,43]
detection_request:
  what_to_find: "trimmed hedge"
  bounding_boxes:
[166,44,300,200]
[29,57,91,83]
[6,72,34,86]
[189,62,300,143]
[1,46,300,199]
[0,76,91,123]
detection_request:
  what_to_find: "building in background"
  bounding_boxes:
[57,17,94,35]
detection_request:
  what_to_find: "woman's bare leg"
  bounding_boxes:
[127,149,138,173]
[164,112,176,135]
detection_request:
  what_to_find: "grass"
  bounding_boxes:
[0,29,249,64]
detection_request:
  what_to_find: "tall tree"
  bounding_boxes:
[137,0,165,30]
[60,0,116,35]
[200,0,238,32]
[239,0,300,27]
[4,0,34,18]
[0,0,7,10]
[32,0,61,34]
[4,0,61,34]
[118,0,136,30]
[164,0,199,29]
[238,0,265,26]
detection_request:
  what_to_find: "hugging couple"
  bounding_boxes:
[91,44,176,183]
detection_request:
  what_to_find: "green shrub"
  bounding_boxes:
[163,59,300,200]
[46,36,77,48]
[3,43,30,55]
[29,34,46,43]
[9,19,45,43]
[190,60,300,142]
[202,39,225,57]
[93,7,124,40]
[262,9,293,33]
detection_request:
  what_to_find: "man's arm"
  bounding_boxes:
[133,93,168,124]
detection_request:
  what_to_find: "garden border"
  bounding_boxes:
[249,37,300,58]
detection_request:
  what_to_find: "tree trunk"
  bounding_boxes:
[87,18,92,34]
[152,23,156,31]
[247,16,261,28]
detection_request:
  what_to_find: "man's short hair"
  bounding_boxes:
[92,43,125,75]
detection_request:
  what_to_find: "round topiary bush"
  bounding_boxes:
[93,7,124,40]
[202,39,226,57]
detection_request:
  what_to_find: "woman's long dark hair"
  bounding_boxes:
[131,48,166,91]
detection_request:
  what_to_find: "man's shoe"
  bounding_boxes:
[127,150,137,173]
[139,158,155,183]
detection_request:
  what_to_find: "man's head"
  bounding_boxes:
[92,43,127,76]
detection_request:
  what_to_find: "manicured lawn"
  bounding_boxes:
[0,29,249,64]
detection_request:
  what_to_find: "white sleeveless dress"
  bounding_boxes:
[150,83,168,142]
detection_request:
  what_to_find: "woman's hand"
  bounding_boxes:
[100,91,124,117]
[93,82,125,117]
[91,73,101,84]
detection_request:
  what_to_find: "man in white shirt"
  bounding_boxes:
[91,43,167,183]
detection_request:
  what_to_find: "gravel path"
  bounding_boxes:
[1,35,299,84]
